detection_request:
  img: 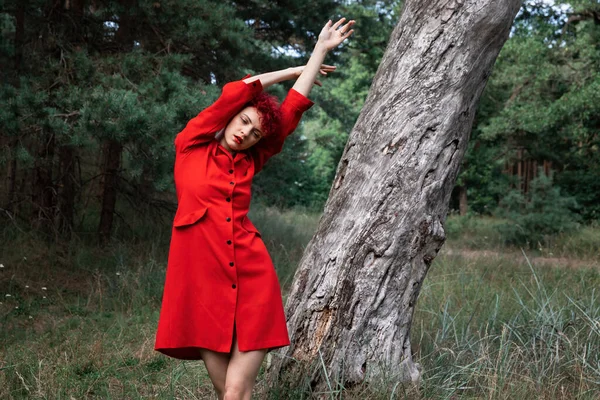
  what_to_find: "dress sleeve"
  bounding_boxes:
[251,88,314,173]
[174,75,264,153]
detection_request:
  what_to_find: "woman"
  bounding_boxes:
[155,17,355,400]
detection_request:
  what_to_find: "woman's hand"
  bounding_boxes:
[291,17,355,97]
[289,64,336,86]
[317,18,355,52]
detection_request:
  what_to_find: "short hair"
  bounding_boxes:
[245,92,282,139]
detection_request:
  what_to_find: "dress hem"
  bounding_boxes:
[155,340,290,360]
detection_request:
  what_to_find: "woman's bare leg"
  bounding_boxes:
[198,347,231,400]
[223,329,267,400]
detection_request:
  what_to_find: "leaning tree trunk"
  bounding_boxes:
[266,0,521,392]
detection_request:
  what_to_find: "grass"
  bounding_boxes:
[0,210,598,399]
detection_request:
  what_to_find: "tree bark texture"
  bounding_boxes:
[266,0,521,392]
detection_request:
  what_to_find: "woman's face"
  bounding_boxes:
[220,106,264,152]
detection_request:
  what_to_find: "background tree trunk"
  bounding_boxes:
[458,185,468,215]
[57,145,76,239]
[98,139,122,246]
[31,132,56,238]
[266,0,521,392]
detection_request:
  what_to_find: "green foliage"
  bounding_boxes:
[459,0,600,221]
[494,170,582,247]
[0,0,340,236]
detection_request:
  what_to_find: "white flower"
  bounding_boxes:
[43,296,47,299]
[15,306,18,309]
[0,264,4,268]
[116,272,121,276]
[5,294,11,297]
[25,285,29,288]
[28,316,33,319]
[23,257,27,261]
[42,287,47,291]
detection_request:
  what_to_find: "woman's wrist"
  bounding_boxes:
[313,41,330,54]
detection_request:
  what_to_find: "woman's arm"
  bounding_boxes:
[243,64,336,89]
[242,69,295,89]
[175,77,263,153]
[249,17,355,172]
[292,18,355,97]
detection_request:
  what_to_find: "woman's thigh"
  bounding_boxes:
[225,334,267,393]
[198,347,230,392]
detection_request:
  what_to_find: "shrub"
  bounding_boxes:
[494,169,581,248]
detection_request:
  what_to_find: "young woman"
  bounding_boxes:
[155,17,355,400]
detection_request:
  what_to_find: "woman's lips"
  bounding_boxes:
[234,136,242,144]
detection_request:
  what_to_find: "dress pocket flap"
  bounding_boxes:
[173,207,208,228]
[241,216,262,237]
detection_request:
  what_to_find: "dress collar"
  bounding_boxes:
[211,138,248,163]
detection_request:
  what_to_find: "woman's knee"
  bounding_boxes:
[223,380,251,400]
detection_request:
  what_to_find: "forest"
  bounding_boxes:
[1,0,599,398]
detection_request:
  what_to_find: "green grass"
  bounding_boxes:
[444,213,600,260]
[0,210,598,399]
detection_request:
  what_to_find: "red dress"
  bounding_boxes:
[154,75,314,359]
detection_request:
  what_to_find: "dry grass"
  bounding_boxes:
[1,210,598,399]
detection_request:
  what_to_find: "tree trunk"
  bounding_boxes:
[97,0,130,245]
[98,139,122,246]
[57,145,76,239]
[31,132,56,237]
[266,0,521,392]
[458,185,468,215]
[4,144,18,213]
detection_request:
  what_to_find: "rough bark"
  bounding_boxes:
[266,0,521,392]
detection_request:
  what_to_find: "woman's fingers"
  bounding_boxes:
[332,17,346,30]
[340,20,355,35]
[319,64,337,75]
[319,64,336,72]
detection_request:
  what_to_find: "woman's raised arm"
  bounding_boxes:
[243,64,336,90]
[292,17,355,97]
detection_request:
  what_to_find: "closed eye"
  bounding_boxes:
[242,115,262,138]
